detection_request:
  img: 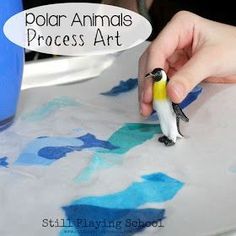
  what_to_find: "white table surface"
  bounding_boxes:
[1,41,236,236]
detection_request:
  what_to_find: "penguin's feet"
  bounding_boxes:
[158,136,168,143]
[164,138,175,146]
[158,135,175,146]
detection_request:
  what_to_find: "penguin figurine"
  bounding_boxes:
[145,68,189,146]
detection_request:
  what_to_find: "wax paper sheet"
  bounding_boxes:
[1,42,236,236]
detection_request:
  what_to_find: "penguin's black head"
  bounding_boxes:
[145,68,164,82]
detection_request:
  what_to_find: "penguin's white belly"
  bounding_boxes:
[153,100,181,142]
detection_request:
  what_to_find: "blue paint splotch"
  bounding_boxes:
[0,157,9,168]
[22,96,80,122]
[101,78,138,96]
[75,123,161,182]
[61,172,183,236]
[14,134,118,166]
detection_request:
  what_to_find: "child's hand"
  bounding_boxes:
[139,11,236,116]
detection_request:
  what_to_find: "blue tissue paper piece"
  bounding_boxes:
[61,172,183,235]
[75,123,161,183]
[38,134,119,160]
[38,146,75,160]
[0,157,9,168]
[101,78,138,96]
[22,96,80,122]
[62,204,165,236]
[14,133,118,166]
[78,133,119,150]
[74,172,184,208]
[180,85,203,109]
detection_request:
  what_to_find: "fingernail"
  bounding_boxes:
[141,91,145,102]
[170,81,185,102]
[139,104,143,115]
[139,106,142,114]
[143,91,149,103]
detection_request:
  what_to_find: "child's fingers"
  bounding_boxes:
[145,11,197,73]
[138,51,147,104]
[141,101,153,117]
[139,51,154,116]
[139,11,204,113]
[167,49,216,103]
[142,79,153,103]
[139,77,153,116]
[141,11,199,105]
[205,76,236,83]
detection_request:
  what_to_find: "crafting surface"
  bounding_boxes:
[1,42,236,236]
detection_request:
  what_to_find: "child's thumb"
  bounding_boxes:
[167,51,213,103]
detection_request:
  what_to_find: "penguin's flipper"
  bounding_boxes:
[176,116,183,137]
[172,103,189,122]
